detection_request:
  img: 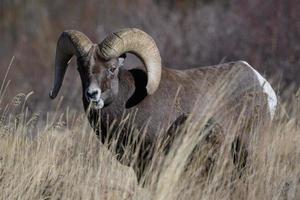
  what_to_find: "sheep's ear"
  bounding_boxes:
[118,54,126,67]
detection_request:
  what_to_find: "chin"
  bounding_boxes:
[89,99,104,110]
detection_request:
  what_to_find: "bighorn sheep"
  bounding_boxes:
[49,28,277,176]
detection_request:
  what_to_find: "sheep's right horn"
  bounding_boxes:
[49,30,93,99]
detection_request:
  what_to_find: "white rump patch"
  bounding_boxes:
[240,61,277,119]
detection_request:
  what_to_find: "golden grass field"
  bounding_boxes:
[0,61,299,200]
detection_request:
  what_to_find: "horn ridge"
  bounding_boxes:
[98,28,161,95]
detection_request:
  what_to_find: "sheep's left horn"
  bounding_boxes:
[98,28,161,95]
[49,30,93,99]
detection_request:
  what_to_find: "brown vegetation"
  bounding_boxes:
[0,0,299,199]
[0,77,299,199]
[1,0,299,112]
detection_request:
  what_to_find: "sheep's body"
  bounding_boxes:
[50,29,277,179]
[86,61,276,157]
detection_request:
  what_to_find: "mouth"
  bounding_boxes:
[90,98,104,109]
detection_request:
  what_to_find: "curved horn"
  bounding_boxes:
[98,28,161,95]
[49,30,93,99]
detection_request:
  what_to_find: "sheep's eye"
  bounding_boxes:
[108,67,116,74]
[107,67,117,78]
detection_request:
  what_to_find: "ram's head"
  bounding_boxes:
[49,28,162,109]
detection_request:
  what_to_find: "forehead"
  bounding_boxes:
[91,55,118,67]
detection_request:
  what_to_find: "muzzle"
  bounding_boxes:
[86,87,104,109]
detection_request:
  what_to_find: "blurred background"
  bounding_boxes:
[0,0,299,114]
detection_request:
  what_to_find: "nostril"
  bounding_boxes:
[87,89,100,100]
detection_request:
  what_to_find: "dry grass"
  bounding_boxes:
[0,68,300,200]
[0,121,140,200]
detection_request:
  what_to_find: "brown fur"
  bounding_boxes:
[96,61,270,142]
[81,61,270,179]
[51,30,272,180]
